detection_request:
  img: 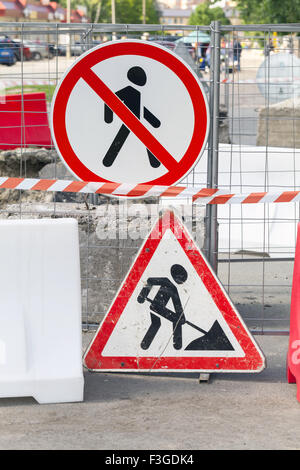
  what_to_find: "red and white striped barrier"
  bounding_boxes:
[1,176,300,204]
[0,79,56,89]
[1,77,299,89]
[221,77,300,84]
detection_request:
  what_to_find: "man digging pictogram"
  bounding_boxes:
[137,264,188,350]
[103,66,161,168]
[137,263,235,351]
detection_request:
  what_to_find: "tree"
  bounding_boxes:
[236,0,300,24]
[58,0,160,24]
[114,0,160,24]
[189,0,230,26]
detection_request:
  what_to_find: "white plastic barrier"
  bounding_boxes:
[0,218,84,404]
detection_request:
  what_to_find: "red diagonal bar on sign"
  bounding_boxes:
[82,68,178,171]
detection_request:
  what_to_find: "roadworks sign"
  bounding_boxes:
[84,210,265,373]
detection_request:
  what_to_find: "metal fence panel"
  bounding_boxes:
[0,21,298,334]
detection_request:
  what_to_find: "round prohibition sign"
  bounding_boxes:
[51,40,210,193]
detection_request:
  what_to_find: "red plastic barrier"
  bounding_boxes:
[287,222,300,401]
[0,92,52,150]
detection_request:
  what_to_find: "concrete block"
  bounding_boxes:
[257,97,300,148]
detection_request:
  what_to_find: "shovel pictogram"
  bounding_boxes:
[138,263,234,351]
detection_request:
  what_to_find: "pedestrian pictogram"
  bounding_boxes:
[103,66,161,169]
[83,210,265,373]
[50,40,209,193]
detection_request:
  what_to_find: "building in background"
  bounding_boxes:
[158,0,205,27]
[159,0,205,9]
[0,0,88,22]
[215,0,240,25]
[159,7,191,26]
[158,0,240,28]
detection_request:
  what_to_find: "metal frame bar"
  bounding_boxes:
[206,20,220,273]
[0,20,297,335]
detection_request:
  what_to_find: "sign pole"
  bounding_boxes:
[206,20,220,274]
[111,0,116,24]
[142,0,146,24]
[66,0,71,60]
[111,0,116,40]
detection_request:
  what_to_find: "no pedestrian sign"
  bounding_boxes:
[50,40,209,192]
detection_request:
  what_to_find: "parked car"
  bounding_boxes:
[71,42,84,56]
[2,38,31,61]
[0,40,17,66]
[50,42,84,57]
[148,35,180,42]
[92,40,102,47]
[24,41,53,60]
[152,40,176,51]
[48,43,62,56]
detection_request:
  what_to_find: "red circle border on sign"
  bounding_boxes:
[51,40,209,187]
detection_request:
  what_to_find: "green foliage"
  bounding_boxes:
[116,0,160,24]
[236,0,300,24]
[189,0,230,26]
[58,0,160,24]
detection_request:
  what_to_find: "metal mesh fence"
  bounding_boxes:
[0,21,299,334]
[216,25,300,334]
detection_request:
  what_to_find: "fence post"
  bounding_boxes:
[205,20,221,273]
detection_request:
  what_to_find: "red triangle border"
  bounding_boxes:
[84,210,265,373]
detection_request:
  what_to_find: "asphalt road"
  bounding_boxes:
[0,333,298,450]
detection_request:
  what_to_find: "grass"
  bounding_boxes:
[5,84,56,102]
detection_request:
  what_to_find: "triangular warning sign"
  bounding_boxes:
[84,210,265,373]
